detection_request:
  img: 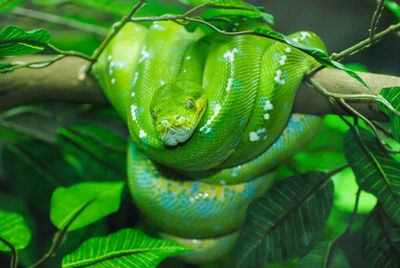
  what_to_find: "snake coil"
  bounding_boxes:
[93,19,326,264]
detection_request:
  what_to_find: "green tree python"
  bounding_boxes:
[92,18,326,264]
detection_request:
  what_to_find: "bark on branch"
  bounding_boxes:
[1,55,399,121]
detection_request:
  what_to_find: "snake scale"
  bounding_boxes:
[92,17,326,264]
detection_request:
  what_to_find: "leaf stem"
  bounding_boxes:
[332,21,400,61]
[338,98,400,154]
[46,44,91,61]
[2,55,66,73]
[369,0,385,41]
[87,0,147,73]
[306,77,400,118]
[326,188,361,268]
[0,236,18,268]
[28,199,96,268]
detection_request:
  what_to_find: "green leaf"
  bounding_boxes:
[296,241,349,268]
[0,209,31,251]
[234,171,334,267]
[57,123,126,182]
[363,206,400,268]
[344,126,400,224]
[0,26,51,56]
[253,27,369,88]
[62,228,191,268]
[50,181,125,231]
[385,0,400,21]
[379,87,400,142]
[180,0,274,24]
[0,0,25,12]
[345,62,369,72]
[0,193,36,265]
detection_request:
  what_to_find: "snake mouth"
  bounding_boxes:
[160,124,192,146]
[159,105,205,147]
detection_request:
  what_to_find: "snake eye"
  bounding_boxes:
[151,110,157,121]
[186,99,194,109]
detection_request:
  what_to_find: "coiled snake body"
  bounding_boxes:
[93,19,326,264]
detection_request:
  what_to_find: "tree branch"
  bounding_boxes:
[1,55,398,121]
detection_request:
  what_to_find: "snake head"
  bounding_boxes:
[150,80,207,146]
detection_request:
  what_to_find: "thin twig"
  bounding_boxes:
[338,98,400,154]
[29,199,97,268]
[129,10,400,71]
[2,55,66,73]
[308,21,400,76]
[87,0,147,73]
[46,44,91,61]
[326,188,361,268]
[0,236,18,268]
[370,0,385,40]
[306,77,400,118]
[332,22,400,61]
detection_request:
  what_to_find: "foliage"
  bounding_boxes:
[62,229,191,268]
[234,172,334,267]
[296,241,349,268]
[362,206,400,268]
[0,0,400,268]
[0,210,30,251]
[0,26,51,56]
[50,181,124,231]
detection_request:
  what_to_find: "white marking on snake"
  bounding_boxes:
[264,100,273,111]
[231,166,241,177]
[131,92,135,97]
[139,129,147,138]
[130,104,137,120]
[226,78,234,92]
[160,79,165,86]
[111,78,116,84]
[285,47,291,53]
[139,46,150,63]
[292,38,298,42]
[301,32,311,40]
[151,23,166,31]
[186,56,191,60]
[250,128,268,141]
[131,72,139,89]
[274,70,285,85]
[249,132,260,141]
[279,55,287,65]
[223,48,238,63]
[109,61,114,75]
[264,113,270,120]
[200,103,222,133]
